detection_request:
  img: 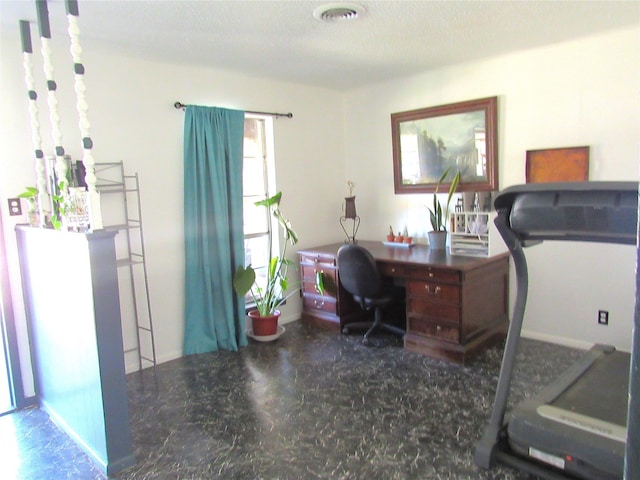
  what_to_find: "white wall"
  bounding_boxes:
[343,26,640,351]
[0,31,346,389]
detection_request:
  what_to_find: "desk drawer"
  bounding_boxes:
[378,262,407,278]
[301,265,338,296]
[303,294,337,314]
[407,317,460,343]
[407,266,460,284]
[407,281,460,303]
[302,280,332,297]
[300,253,336,268]
[407,297,460,322]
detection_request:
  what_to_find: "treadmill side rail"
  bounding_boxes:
[474,207,531,468]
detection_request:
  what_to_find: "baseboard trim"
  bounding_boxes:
[521,329,593,350]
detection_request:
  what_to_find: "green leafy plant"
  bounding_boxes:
[428,167,460,232]
[17,186,38,212]
[17,181,71,230]
[233,192,299,317]
[18,186,40,226]
[50,181,71,230]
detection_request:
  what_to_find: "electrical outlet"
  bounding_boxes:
[7,198,22,216]
[598,310,609,325]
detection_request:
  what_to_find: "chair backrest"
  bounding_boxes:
[337,244,382,298]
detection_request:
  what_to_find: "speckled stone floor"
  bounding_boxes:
[2,320,584,479]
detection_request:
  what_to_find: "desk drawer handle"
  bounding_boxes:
[436,325,442,332]
[313,299,325,308]
[428,272,434,278]
[424,285,441,296]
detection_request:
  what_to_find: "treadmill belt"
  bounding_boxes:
[551,350,629,426]
[507,347,630,479]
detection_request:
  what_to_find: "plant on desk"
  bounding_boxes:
[427,167,460,249]
[387,225,395,242]
[233,192,299,337]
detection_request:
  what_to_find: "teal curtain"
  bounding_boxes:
[183,105,247,354]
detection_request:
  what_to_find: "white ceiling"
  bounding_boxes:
[1,0,639,90]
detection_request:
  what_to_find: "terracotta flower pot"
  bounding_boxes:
[394,235,404,243]
[386,235,395,242]
[403,236,413,244]
[248,309,280,337]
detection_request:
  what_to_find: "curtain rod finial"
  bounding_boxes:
[174,101,185,110]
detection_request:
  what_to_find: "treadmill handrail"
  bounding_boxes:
[495,181,638,245]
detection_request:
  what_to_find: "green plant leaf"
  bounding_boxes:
[315,271,325,295]
[268,255,279,280]
[18,186,38,198]
[429,211,437,231]
[233,265,256,297]
[436,168,449,188]
[50,214,62,231]
[428,167,461,232]
[272,208,298,245]
[255,191,281,208]
[447,171,460,200]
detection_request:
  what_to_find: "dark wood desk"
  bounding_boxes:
[298,240,509,364]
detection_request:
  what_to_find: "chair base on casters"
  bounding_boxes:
[342,307,405,346]
[336,243,405,346]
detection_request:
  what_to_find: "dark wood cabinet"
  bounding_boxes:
[401,257,509,363]
[298,249,366,329]
[298,241,509,364]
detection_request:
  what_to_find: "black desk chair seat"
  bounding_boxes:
[337,243,405,346]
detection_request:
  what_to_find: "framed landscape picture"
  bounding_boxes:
[391,96,498,194]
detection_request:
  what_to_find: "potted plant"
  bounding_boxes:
[427,167,460,249]
[402,226,413,244]
[233,191,299,337]
[386,226,395,242]
[18,186,39,226]
[394,226,404,243]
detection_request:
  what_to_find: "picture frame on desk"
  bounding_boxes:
[391,96,498,194]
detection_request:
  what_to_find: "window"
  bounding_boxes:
[241,116,276,302]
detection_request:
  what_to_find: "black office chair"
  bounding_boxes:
[337,243,405,346]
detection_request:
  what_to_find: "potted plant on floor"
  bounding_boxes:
[233,192,299,337]
[427,167,460,249]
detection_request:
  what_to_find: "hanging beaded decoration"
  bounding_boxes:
[19,20,50,226]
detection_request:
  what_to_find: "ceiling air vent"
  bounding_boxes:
[313,3,365,22]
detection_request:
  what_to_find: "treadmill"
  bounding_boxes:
[473,181,638,480]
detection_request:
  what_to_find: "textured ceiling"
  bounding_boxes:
[1,0,638,90]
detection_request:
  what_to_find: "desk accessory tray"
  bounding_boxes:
[382,241,415,248]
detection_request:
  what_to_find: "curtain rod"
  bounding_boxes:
[173,101,293,119]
